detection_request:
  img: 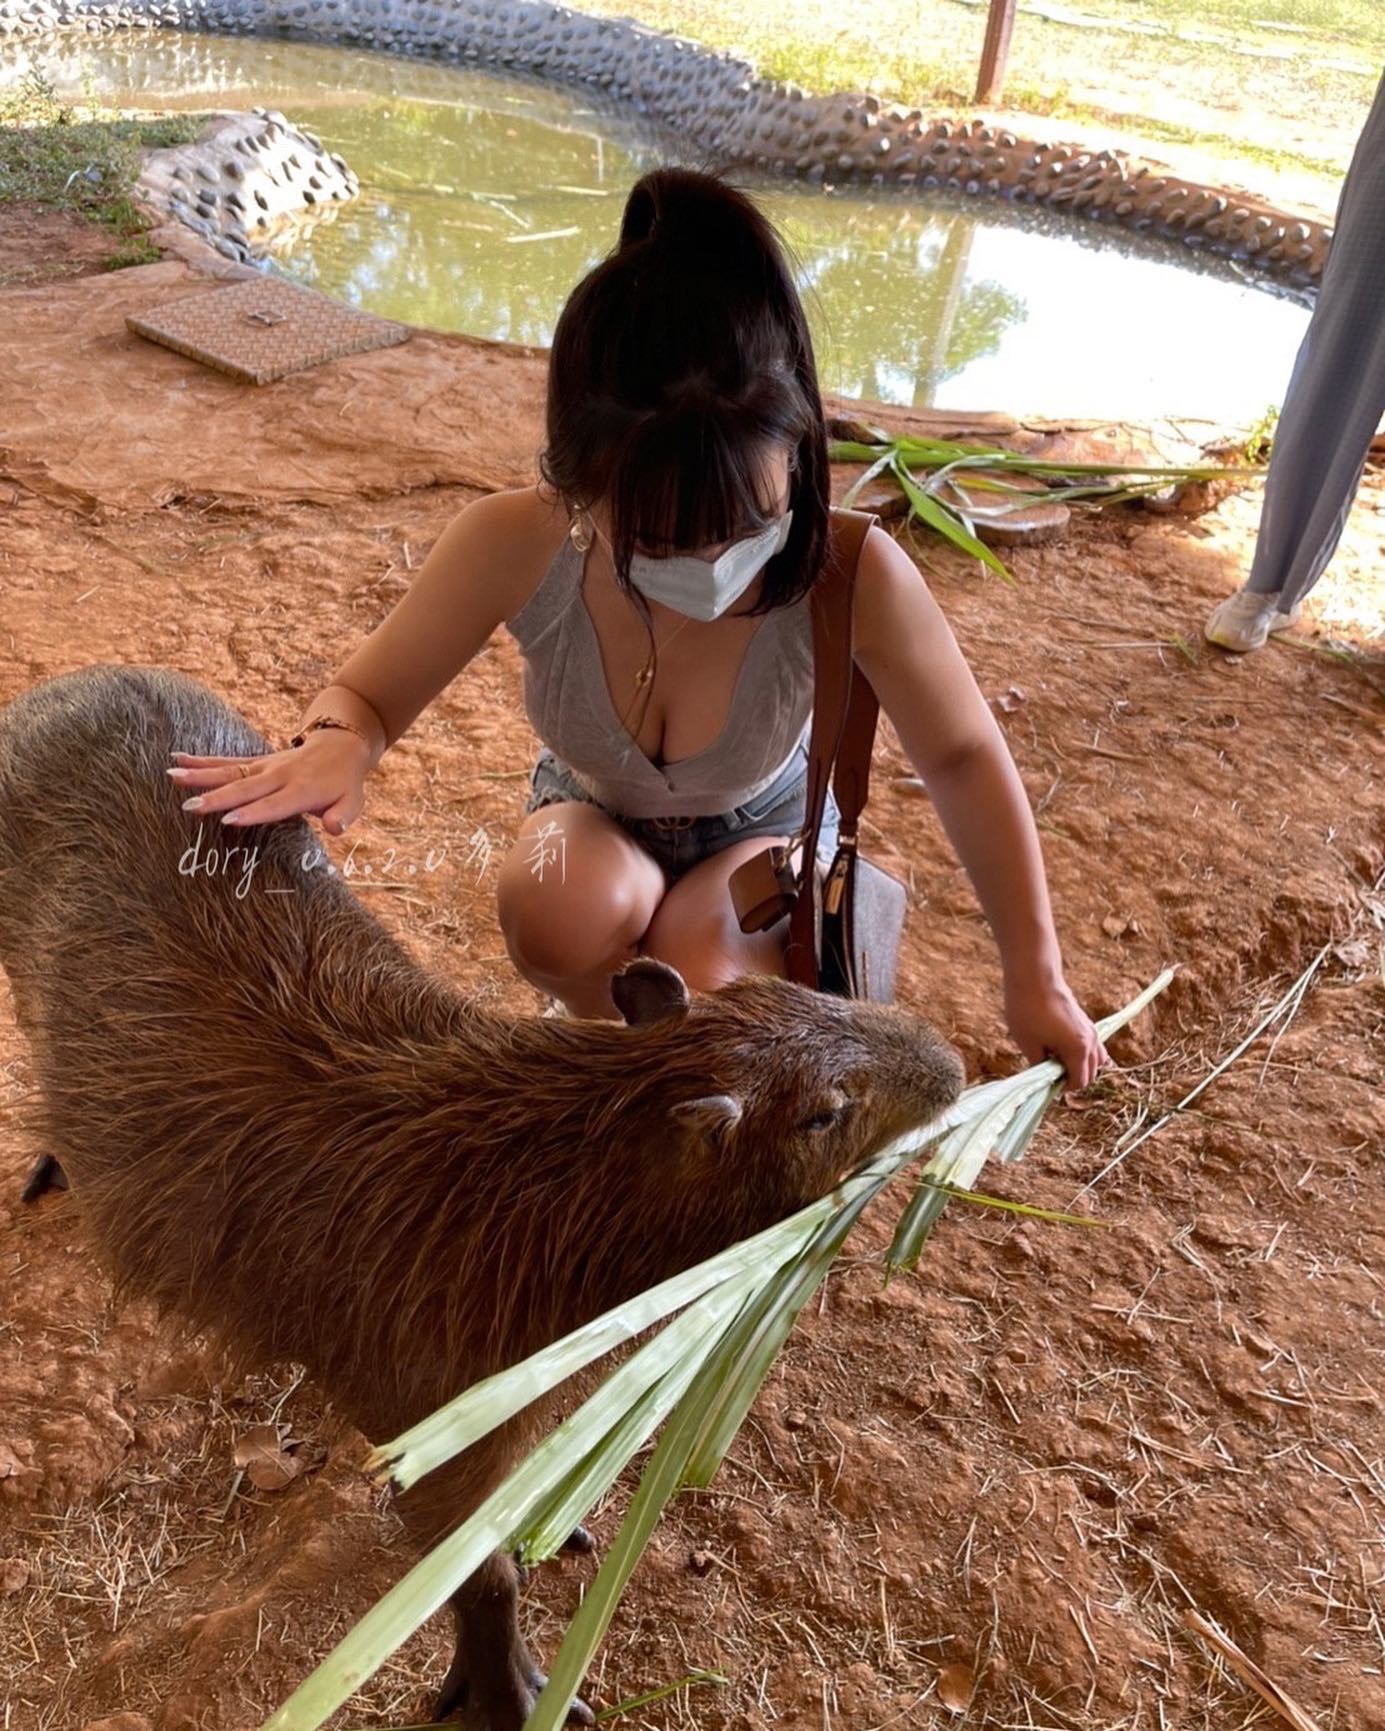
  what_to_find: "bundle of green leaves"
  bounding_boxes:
[261,972,1174,1731]
[831,430,1259,579]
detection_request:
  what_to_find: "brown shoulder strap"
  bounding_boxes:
[831,639,882,840]
[785,507,880,985]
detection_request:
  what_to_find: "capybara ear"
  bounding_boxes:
[670,1093,743,1141]
[611,957,691,1026]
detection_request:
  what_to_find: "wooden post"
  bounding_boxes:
[975,0,1018,104]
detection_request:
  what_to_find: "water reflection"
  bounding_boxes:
[7,31,1313,420]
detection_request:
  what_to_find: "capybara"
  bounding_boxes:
[0,663,964,1729]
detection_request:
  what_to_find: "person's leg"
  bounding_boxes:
[638,831,797,989]
[1207,71,1385,651]
[496,799,667,1019]
[639,751,843,990]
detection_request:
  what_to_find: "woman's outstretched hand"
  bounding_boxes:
[1003,971,1110,1090]
[166,731,372,837]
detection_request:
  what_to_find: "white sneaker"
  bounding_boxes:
[1203,589,1303,653]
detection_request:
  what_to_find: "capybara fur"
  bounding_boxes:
[0,664,964,1729]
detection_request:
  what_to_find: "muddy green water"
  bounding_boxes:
[10,32,1313,422]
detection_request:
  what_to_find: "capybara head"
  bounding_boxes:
[606,956,964,1209]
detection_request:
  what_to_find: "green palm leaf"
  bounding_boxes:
[828,433,1261,579]
[261,969,1175,1731]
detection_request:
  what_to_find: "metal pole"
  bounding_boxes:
[975,0,1019,104]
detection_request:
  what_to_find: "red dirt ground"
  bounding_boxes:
[1,231,1382,1731]
[0,202,128,288]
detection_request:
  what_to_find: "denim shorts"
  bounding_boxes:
[522,737,841,884]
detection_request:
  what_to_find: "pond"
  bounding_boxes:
[11,31,1314,423]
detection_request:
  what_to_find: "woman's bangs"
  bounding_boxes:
[612,421,791,558]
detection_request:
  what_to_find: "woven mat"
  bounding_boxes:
[126,276,410,385]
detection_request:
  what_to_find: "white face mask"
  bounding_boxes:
[617,509,794,622]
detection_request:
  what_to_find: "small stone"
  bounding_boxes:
[783,1409,809,1430]
[689,1548,715,1576]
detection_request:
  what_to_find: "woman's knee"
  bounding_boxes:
[640,845,787,990]
[496,807,663,979]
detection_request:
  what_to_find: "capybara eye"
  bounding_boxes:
[799,1091,853,1134]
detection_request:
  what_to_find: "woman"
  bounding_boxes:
[168,167,1107,1083]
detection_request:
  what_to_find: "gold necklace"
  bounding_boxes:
[570,505,697,705]
[632,613,694,688]
[617,606,697,748]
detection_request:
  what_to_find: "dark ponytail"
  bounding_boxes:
[539,167,830,613]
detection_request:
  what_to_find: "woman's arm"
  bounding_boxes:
[850,526,1107,1085]
[302,487,555,759]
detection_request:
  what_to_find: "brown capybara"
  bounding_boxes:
[0,663,964,1730]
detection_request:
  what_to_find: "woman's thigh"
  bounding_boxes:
[639,832,796,990]
[496,799,667,977]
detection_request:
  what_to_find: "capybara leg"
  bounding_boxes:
[521,1663,596,1726]
[431,1625,468,1722]
[435,1551,595,1729]
[435,1551,528,1728]
[20,1153,68,1203]
[561,1524,596,1556]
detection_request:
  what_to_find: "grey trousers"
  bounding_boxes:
[1247,69,1385,609]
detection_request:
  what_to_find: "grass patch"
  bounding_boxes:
[998,87,1352,182]
[0,70,203,268]
[581,0,1370,196]
[1123,0,1383,56]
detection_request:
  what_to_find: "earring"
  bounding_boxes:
[569,509,594,553]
